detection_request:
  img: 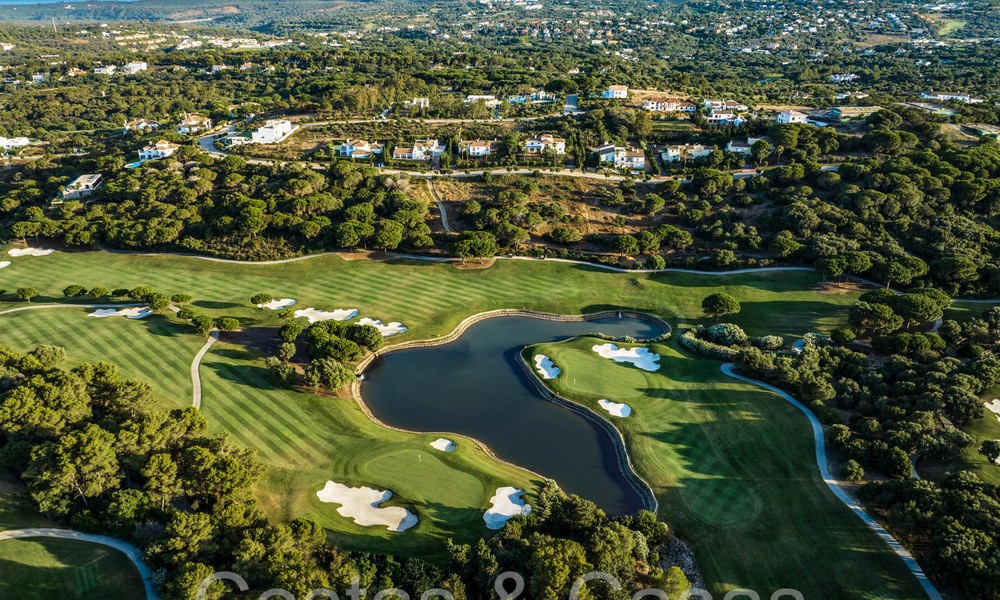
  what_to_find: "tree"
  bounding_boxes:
[279,343,297,362]
[63,285,87,298]
[848,301,903,334]
[751,139,771,165]
[143,453,182,510]
[88,287,110,300]
[841,459,864,482]
[111,288,131,300]
[529,539,593,600]
[216,317,240,332]
[895,294,943,326]
[279,323,304,343]
[702,293,741,323]
[303,358,354,391]
[814,258,844,284]
[128,286,156,302]
[24,423,121,515]
[882,447,913,480]
[453,231,498,264]
[15,287,39,303]
[610,234,639,257]
[645,254,666,270]
[250,293,273,308]
[979,440,1000,466]
[192,315,214,336]
[170,294,193,304]
[148,294,171,313]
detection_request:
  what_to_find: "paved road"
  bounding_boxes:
[191,329,219,409]
[0,528,161,600]
[0,302,143,316]
[720,364,943,600]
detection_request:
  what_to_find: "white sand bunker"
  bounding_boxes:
[88,307,153,319]
[484,487,532,530]
[294,307,358,323]
[258,298,296,310]
[8,248,54,257]
[316,481,418,532]
[592,343,661,371]
[985,400,1000,423]
[533,355,560,379]
[598,399,632,418]
[0,261,10,269]
[358,317,408,336]
[430,438,456,452]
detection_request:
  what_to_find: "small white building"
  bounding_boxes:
[776,110,809,124]
[31,73,46,83]
[94,65,116,75]
[177,114,212,134]
[726,136,771,156]
[921,90,982,104]
[601,85,628,99]
[339,139,383,158]
[661,144,713,162]
[614,147,645,170]
[124,119,159,132]
[124,61,148,74]
[704,99,748,111]
[0,136,31,150]
[138,140,179,161]
[459,139,499,157]
[251,119,297,144]
[393,139,446,161]
[829,73,858,82]
[404,98,430,109]
[642,97,697,112]
[465,94,501,107]
[524,134,565,154]
[706,110,746,126]
[63,174,103,199]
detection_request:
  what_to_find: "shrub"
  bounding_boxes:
[750,335,783,351]
[679,330,739,360]
[831,328,856,344]
[705,323,748,346]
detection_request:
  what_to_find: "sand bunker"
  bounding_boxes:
[986,400,1000,423]
[484,487,532,530]
[0,261,9,269]
[8,248,54,257]
[293,307,358,323]
[88,307,153,319]
[316,481,417,532]
[592,343,661,371]
[598,399,632,417]
[258,298,296,310]
[358,318,408,336]
[533,355,560,379]
[430,438,456,452]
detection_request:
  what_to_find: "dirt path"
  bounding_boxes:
[191,330,219,409]
[426,178,455,233]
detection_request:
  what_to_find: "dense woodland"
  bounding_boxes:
[0,344,689,600]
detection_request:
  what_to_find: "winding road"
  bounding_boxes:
[720,364,943,600]
[190,329,219,409]
[0,528,161,600]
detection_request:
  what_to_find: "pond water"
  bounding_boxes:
[362,315,663,515]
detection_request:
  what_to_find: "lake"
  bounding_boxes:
[362,315,663,515]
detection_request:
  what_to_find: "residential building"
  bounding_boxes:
[725,136,771,156]
[613,146,645,170]
[251,119,297,144]
[830,106,880,121]
[661,143,713,162]
[94,65,116,75]
[459,139,499,157]
[601,85,628,99]
[829,73,858,82]
[124,61,148,74]
[921,90,982,104]
[524,134,565,154]
[31,73,46,83]
[776,110,809,124]
[594,142,617,163]
[177,114,212,134]
[706,110,746,126]
[67,68,87,77]
[703,99,749,111]
[339,139,384,158]
[0,136,30,150]
[393,139,446,161]
[138,140,179,161]
[642,97,697,112]
[63,174,103,199]
[464,94,501,107]
[124,119,159,132]
[837,91,870,100]
[404,98,430,109]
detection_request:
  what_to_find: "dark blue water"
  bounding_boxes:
[363,316,662,515]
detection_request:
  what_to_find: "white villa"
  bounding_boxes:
[704,99,748,111]
[706,110,746,126]
[0,137,31,150]
[404,98,430,109]
[464,94,501,107]
[124,61,148,74]
[642,97,697,112]
[138,140,179,161]
[124,119,159,132]
[177,114,212,134]
[63,174,103,199]
[94,65,116,75]
[339,139,383,158]
[776,110,809,124]
[595,142,644,170]
[251,119,297,144]
[661,143,713,162]
[726,136,771,156]
[829,73,858,82]
[524,134,565,154]
[601,85,628,99]
[459,139,499,157]
[393,139,446,161]
[921,91,983,104]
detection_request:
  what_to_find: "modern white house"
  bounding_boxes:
[642,97,697,112]
[776,110,809,124]
[177,114,212,134]
[661,144,713,162]
[921,90,983,104]
[251,119,297,144]
[704,99,749,111]
[124,119,160,132]
[524,134,565,154]
[595,142,644,170]
[459,139,499,157]
[404,97,430,109]
[138,140,180,161]
[725,136,771,156]
[706,110,747,126]
[63,174,103,199]
[339,139,383,158]
[93,65,116,75]
[829,73,858,82]
[124,61,148,74]
[393,139,446,161]
[601,85,628,99]
[464,94,501,107]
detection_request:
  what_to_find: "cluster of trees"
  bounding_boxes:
[0,344,687,599]
[845,287,951,335]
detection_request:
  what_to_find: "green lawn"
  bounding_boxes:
[0,537,145,600]
[920,385,1000,487]
[0,247,883,585]
[525,336,929,600]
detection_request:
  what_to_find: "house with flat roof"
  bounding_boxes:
[63,174,103,199]
[830,106,881,121]
[138,140,179,161]
[601,85,628,99]
[921,91,983,104]
[642,97,697,112]
[251,119,297,144]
